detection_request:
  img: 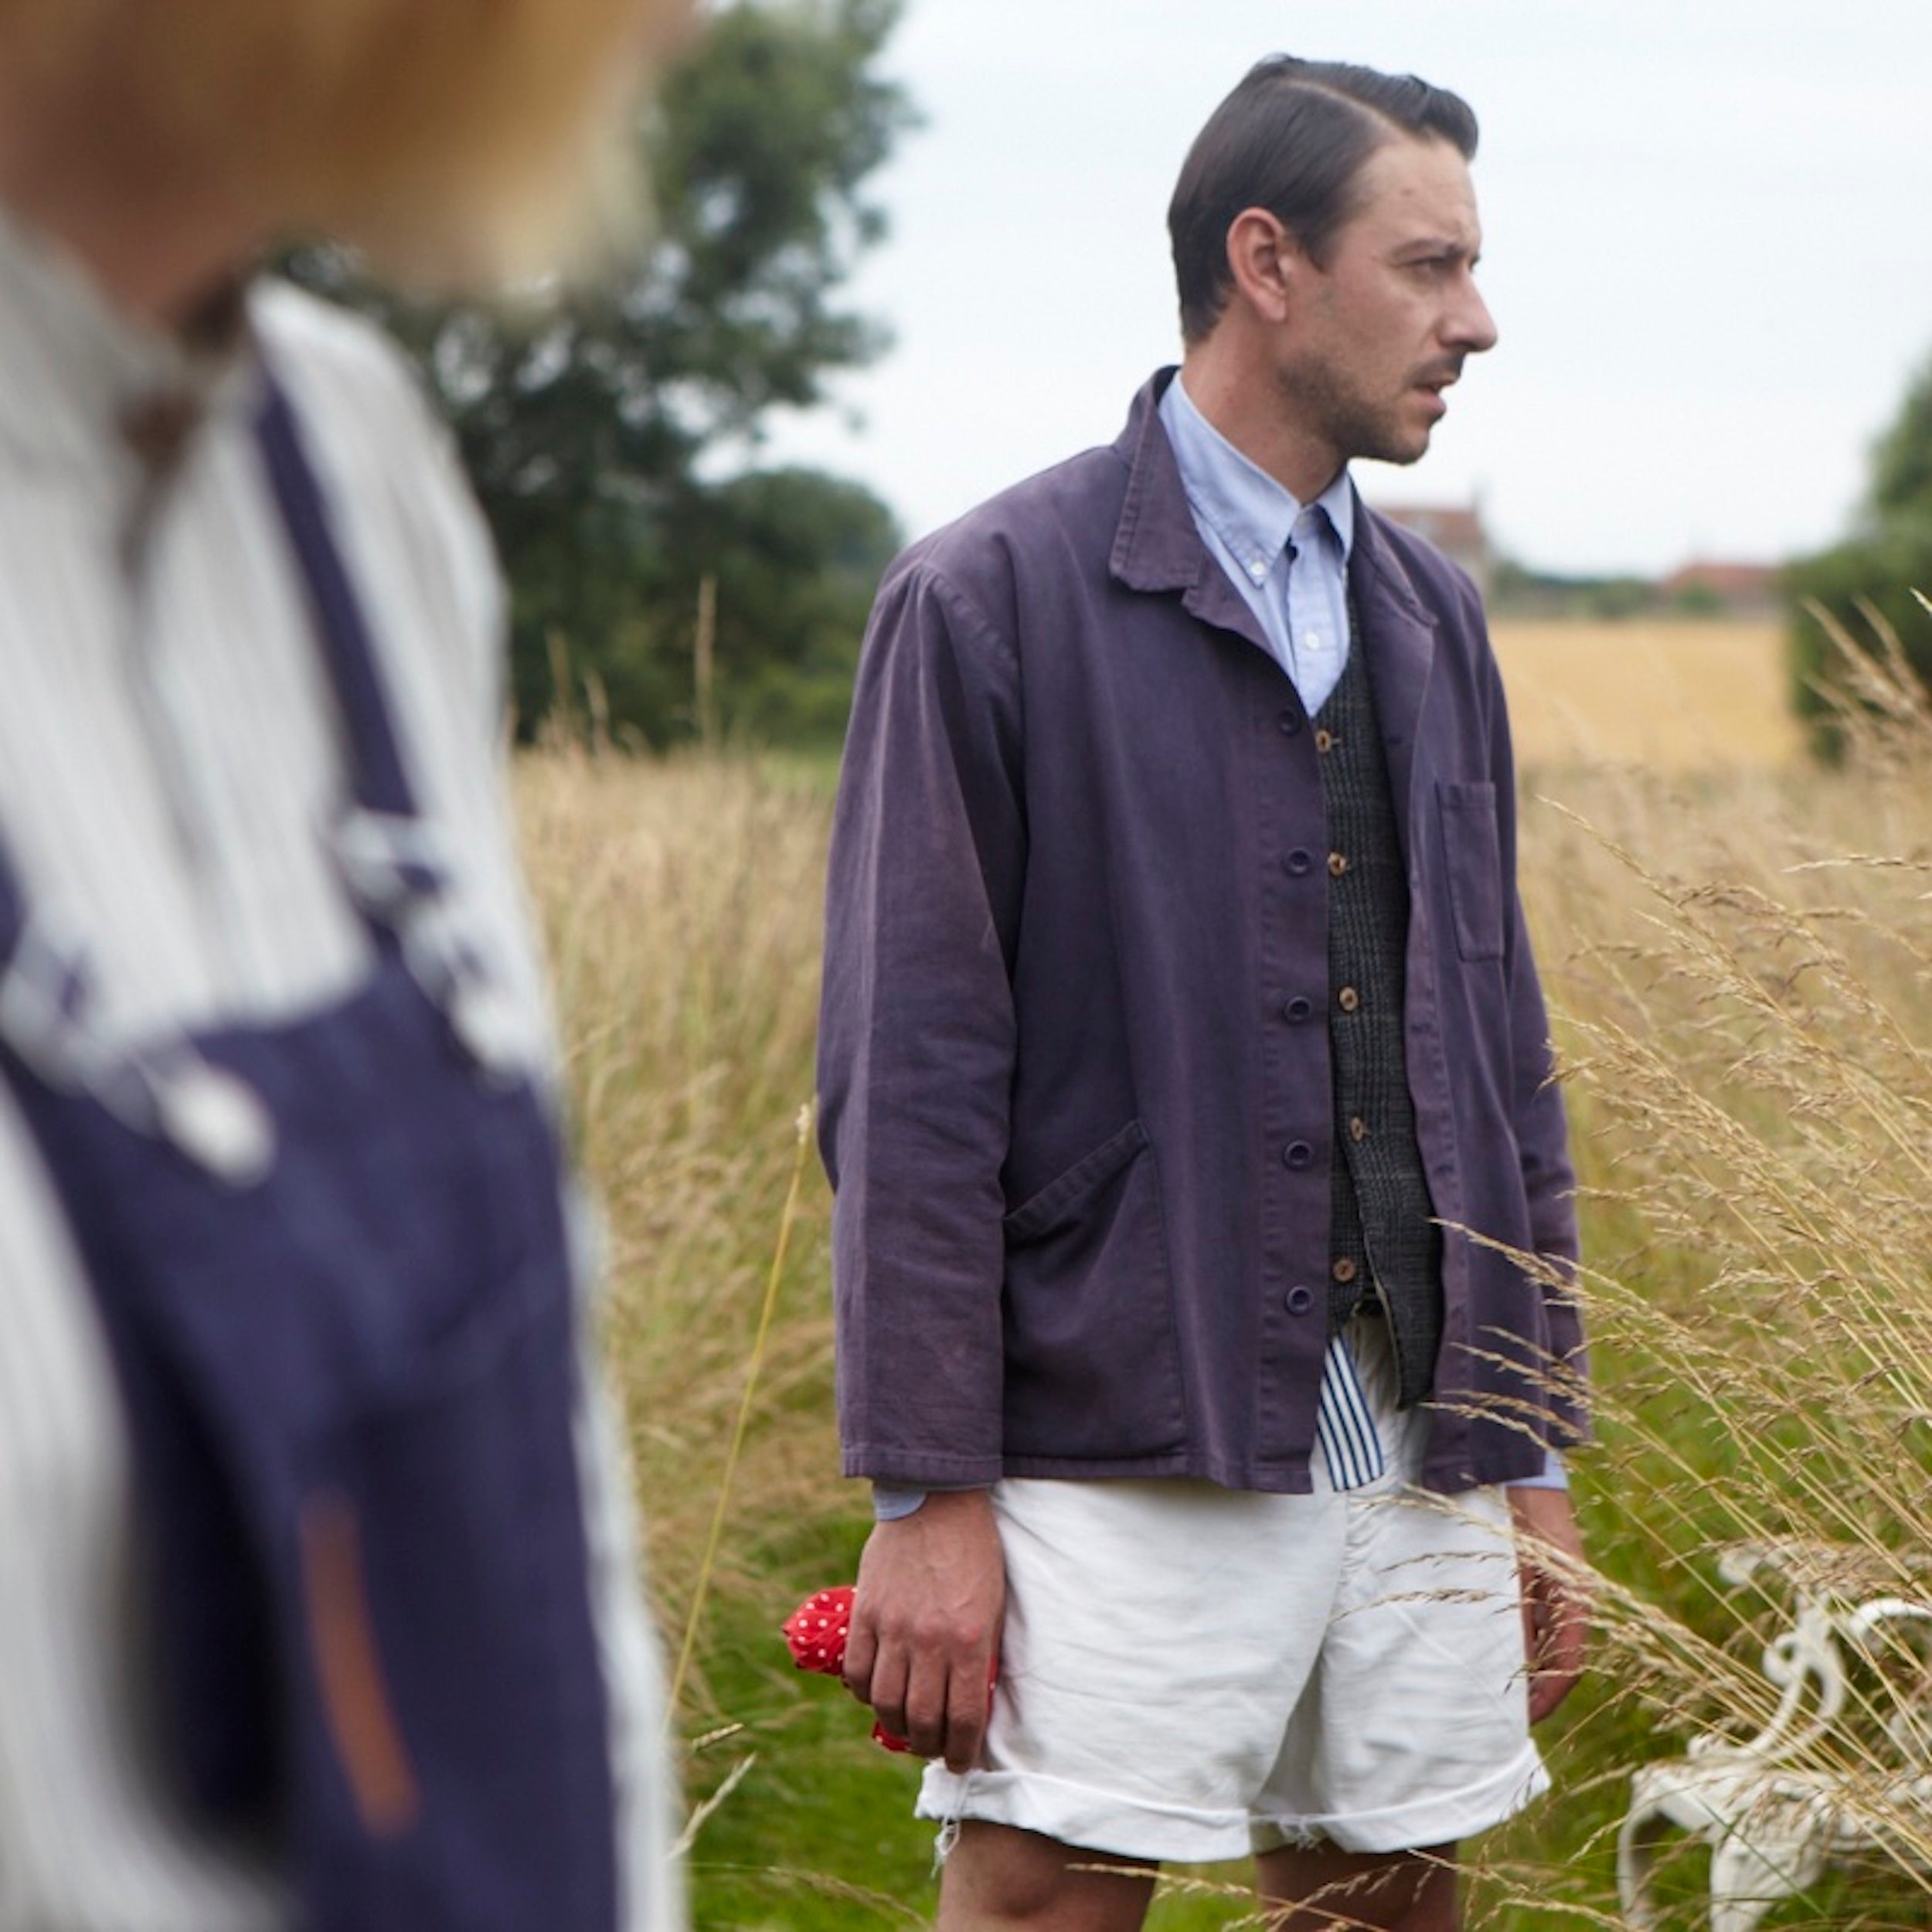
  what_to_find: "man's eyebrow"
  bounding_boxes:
[1393,234,1481,262]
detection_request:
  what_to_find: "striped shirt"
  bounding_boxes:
[0,211,682,1929]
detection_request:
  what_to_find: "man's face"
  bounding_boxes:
[1273,133,1497,477]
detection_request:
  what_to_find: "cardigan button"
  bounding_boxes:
[1277,707,1303,736]
[1282,1140,1313,1170]
[1285,1284,1315,1315]
[1284,849,1313,877]
[1282,995,1313,1023]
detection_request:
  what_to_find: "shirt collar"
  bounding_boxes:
[0,203,259,478]
[1158,369,1355,585]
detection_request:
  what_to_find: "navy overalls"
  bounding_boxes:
[0,376,619,1930]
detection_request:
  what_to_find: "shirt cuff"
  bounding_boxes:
[872,1482,931,1521]
[1504,1449,1569,1492]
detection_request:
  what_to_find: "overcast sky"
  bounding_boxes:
[750,0,1932,578]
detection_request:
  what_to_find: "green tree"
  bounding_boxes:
[291,0,913,744]
[1785,349,1932,753]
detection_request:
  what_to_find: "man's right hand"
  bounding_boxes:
[842,1487,1005,1774]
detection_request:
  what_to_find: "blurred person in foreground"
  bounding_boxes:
[0,3,691,1927]
[818,56,1590,1930]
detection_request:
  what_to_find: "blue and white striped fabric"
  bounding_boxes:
[1315,1332,1387,1491]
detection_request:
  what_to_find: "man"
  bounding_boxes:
[818,55,1588,1932]
[0,2,690,1925]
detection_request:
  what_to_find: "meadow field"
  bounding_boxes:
[1491,617,1801,772]
[515,614,1932,1928]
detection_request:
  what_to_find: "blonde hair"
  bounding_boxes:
[0,0,696,285]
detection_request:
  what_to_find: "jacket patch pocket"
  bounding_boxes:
[1437,781,1506,963]
[1001,1121,1186,1461]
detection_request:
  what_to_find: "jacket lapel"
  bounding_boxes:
[1350,506,1439,859]
[1109,371,1276,662]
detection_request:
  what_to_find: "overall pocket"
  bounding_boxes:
[298,1264,616,1932]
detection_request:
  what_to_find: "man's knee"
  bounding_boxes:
[936,1821,1156,1932]
[1255,1839,1461,1932]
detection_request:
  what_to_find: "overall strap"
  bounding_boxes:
[253,368,523,1080]
[253,372,420,824]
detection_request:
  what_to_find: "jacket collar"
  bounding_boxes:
[1110,367,1441,645]
[1109,369,1443,827]
[1108,369,1270,649]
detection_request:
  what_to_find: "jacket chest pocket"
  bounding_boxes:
[1436,781,1505,962]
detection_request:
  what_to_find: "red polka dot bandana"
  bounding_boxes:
[783,1585,1001,1757]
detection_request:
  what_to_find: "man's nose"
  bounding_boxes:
[1451,277,1498,355]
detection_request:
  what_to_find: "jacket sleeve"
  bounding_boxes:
[816,556,1026,1487]
[1486,644,1590,1447]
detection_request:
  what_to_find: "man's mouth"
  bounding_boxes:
[1413,367,1461,417]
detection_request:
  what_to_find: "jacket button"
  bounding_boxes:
[1337,985,1361,1012]
[1284,849,1312,876]
[1328,851,1349,878]
[1283,995,1313,1023]
[1282,1140,1313,1169]
[1315,728,1335,754]
[1285,1285,1315,1315]
[1278,708,1303,735]
[1349,1115,1368,1142]
[1332,1257,1358,1284]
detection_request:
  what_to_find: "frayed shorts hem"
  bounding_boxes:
[1256,1740,1551,1856]
[916,1767,1250,1865]
[917,1742,1549,1865]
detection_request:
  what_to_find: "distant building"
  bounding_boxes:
[1655,559,1782,615]
[1374,502,1491,599]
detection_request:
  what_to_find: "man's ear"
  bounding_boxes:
[1223,207,1301,325]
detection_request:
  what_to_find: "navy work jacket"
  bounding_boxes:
[818,371,1584,1497]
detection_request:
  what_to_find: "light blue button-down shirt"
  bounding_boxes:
[1158,371,1356,715]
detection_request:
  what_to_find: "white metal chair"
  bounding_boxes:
[1617,1542,1932,1932]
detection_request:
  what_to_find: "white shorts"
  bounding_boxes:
[917,1317,1546,1862]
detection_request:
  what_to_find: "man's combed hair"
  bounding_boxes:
[1168,56,1479,345]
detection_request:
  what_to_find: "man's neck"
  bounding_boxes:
[1175,345,1343,508]
[0,51,258,333]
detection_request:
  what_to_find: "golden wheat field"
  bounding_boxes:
[1491,618,1801,771]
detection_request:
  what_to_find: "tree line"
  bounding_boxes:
[1787,352,1932,752]
[291,0,913,750]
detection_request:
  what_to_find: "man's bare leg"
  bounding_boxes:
[936,1821,1157,1932]
[1255,1842,1459,1931]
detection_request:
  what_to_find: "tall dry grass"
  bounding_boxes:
[514,746,841,1687]
[1481,610,1932,1927]
[512,611,1932,1927]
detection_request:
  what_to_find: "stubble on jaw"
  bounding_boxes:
[1270,350,1436,477]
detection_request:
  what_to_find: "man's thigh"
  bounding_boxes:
[938,1827,1459,1932]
